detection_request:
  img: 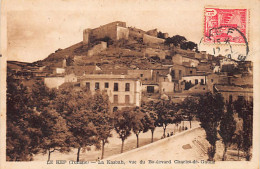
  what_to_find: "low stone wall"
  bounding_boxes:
[143,34,165,44]
[88,42,107,57]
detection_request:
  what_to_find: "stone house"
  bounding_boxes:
[77,74,142,111]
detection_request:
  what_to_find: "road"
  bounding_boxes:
[106,127,208,161]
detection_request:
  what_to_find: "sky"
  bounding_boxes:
[3,0,259,62]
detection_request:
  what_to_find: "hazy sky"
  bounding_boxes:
[4,0,258,62]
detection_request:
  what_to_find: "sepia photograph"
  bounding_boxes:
[0,0,259,169]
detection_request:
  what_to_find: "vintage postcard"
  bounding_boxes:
[0,0,259,169]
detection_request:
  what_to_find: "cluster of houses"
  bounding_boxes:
[7,21,253,112]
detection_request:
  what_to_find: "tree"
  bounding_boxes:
[141,101,157,143]
[154,100,176,138]
[55,87,99,161]
[196,92,224,161]
[113,107,135,153]
[132,107,147,148]
[6,75,43,161]
[90,91,113,159]
[39,108,72,161]
[219,102,236,161]
[165,35,187,47]
[234,98,253,161]
[232,130,243,160]
[180,41,198,51]
[181,97,198,128]
[30,80,57,111]
[27,80,70,161]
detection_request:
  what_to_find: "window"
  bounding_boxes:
[195,79,198,85]
[105,82,109,88]
[229,95,233,103]
[179,70,182,77]
[125,95,130,104]
[74,83,80,87]
[125,83,130,91]
[211,79,214,82]
[86,82,90,90]
[147,86,154,93]
[140,74,143,77]
[113,95,118,103]
[114,83,118,91]
[200,79,204,85]
[171,70,175,79]
[190,70,193,74]
[95,82,99,90]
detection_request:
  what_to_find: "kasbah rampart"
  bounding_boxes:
[7,21,253,112]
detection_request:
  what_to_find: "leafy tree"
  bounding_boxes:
[30,80,57,111]
[39,108,72,161]
[181,97,198,128]
[132,107,147,148]
[219,102,236,161]
[196,92,224,161]
[141,101,157,143]
[154,100,176,138]
[90,91,113,159]
[165,35,187,47]
[180,41,198,51]
[55,87,99,161]
[6,75,44,161]
[232,130,243,160]
[234,98,253,161]
[113,107,135,153]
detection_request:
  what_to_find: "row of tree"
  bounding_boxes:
[184,93,253,161]
[7,76,184,161]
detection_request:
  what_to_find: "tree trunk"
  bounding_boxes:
[136,134,139,148]
[151,130,154,143]
[208,145,216,161]
[222,145,227,161]
[101,140,105,160]
[237,148,240,160]
[77,147,81,162]
[245,150,250,161]
[121,139,124,153]
[48,149,51,161]
[163,126,166,138]
[189,120,192,128]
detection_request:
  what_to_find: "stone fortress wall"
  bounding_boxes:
[83,21,129,44]
[83,21,165,45]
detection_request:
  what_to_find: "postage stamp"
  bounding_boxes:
[204,8,248,44]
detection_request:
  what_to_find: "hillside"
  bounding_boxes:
[39,34,176,72]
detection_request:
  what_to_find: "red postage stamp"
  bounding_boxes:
[204,7,248,44]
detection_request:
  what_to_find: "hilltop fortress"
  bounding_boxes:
[83,21,167,45]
